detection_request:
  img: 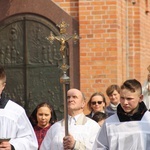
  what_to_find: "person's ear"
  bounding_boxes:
[2,82,6,90]
[139,94,143,102]
[81,101,85,109]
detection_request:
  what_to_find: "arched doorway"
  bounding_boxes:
[0,14,66,119]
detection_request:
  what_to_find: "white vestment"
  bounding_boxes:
[40,113,100,150]
[0,100,38,150]
[93,111,150,150]
[142,81,150,110]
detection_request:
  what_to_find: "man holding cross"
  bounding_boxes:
[40,88,100,150]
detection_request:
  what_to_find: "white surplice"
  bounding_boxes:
[0,100,38,150]
[93,111,150,150]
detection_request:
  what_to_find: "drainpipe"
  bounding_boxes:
[125,0,129,79]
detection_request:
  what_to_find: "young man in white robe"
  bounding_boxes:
[40,88,100,150]
[0,66,38,150]
[93,79,150,150]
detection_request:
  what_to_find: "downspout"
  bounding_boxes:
[125,0,129,78]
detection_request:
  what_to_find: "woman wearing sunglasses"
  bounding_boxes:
[86,92,107,118]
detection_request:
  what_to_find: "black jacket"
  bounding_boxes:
[117,101,147,122]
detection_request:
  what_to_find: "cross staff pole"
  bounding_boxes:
[46,21,80,136]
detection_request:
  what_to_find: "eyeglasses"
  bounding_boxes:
[91,101,103,105]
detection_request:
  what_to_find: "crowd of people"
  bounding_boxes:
[1,64,150,150]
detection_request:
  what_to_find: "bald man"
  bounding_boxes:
[40,89,100,150]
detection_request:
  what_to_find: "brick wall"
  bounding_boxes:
[52,0,150,114]
[52,0,79,20]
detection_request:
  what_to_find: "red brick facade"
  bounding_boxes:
[53,0,150,113]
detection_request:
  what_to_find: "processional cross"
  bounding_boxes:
[46,21,80,135]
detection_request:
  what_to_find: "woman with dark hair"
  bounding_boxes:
[29,102,57,149]
[86,92,107,118]
[92,111,107,127]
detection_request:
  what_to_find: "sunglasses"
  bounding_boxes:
[91,101,103,105]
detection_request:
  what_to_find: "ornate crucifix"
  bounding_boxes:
[46,21,80,135]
